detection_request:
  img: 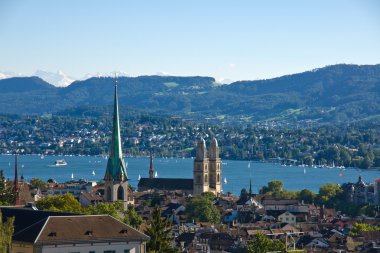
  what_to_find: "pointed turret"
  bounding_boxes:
[195,137,207,161]
[104,78,127,182]
[149,148,154,179]
[249,177,253,196]
[14,153,19,193]
[208,137,222,196]
[209,137,219,159]
[14,152,20,205]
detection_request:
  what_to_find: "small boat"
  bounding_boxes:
[248,162,251,169]
[224,177,227,184]
[55,159,67,166]
[155,171,158,178]
[138,174,141,180]
[40,154,45,159]
[303,168,306,174]
[92,170,95,176]
[71,173,74,179]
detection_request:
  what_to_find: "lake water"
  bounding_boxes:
[1,154,379,196]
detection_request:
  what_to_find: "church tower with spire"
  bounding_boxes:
[149,148,154,179]
[209,137,222,195]
[193,137,209,196]
[14,152,20,205]
[104,78,129,209]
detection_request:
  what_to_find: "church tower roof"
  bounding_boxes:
[149,148,154,179]
[249,177,253,196]
[195,137,207,160]
[104,78,127,181]
[14,153,19,193]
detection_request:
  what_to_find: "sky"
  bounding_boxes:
[0,0,379,82]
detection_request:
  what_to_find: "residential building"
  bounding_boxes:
[1,207,149,253]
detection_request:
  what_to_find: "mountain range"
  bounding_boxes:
[0,64,379,124]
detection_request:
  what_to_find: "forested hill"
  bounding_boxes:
[0,64,379,124]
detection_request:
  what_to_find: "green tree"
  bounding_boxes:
[317,183,343,208]
[360,155,372,169]
[123,206,143,229]
[350,223,380,237]
[0,170,14,205]
[201,191,216,201]
[145,206,177,253]
[87,201,123,218]
[29,178,48,189]
[0,210,15,253]
[260,180,283,196]
[36,193,83,213]
[298,189,316,204]
[340,148,352,167]
[246,233,285,253]
[186,197,220,223]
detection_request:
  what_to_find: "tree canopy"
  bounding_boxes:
[0,210,15,253]
[186,197,220,224]
[145,206,177,253]
[246,233,285,253]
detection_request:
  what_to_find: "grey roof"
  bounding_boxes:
[138,178,193,191]
[1,207,149,244]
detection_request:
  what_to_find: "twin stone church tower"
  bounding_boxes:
[193,137,222,196]
[103,79,222,208]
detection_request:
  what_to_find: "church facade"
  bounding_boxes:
[138,137,223,196]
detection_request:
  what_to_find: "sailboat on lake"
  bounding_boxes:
[224,177,227,184]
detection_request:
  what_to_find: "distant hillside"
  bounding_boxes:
[0,64,379,124]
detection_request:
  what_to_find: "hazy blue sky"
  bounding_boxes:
[0,0,379,81]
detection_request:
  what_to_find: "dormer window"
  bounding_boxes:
[119,229,128,234]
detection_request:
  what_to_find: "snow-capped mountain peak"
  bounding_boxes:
[33,70,75,87]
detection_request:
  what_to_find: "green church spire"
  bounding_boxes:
[104,77,127,181]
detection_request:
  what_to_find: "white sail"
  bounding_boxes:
[155,171,158,178]
[138,174,141,180]
[71,173,74,179]
[92,170,95,176]
[224,177,227,184]
[248,162,251,169]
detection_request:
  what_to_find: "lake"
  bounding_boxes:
[0,154,379,196]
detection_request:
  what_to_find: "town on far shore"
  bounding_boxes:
[1,80,380,253]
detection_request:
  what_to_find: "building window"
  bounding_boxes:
[217,173,220,183]
[196,175,201,184]
[117,185,124,200]
[124,250,130,253]
[205,164,208,171]
[205,174,208,183]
